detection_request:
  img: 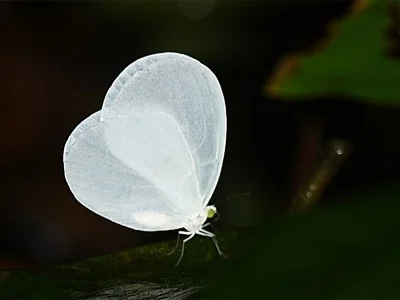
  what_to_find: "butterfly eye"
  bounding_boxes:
[207,206,217,218]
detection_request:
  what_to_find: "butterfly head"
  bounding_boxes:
[206,205,217,219]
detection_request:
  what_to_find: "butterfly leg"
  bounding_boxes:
[202,222,218,233]
[198,228,227,259]
[168,230,191,256]
[175,230,195,267]
[167,233,181,256]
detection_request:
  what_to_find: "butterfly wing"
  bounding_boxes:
[101,53,227,210]
[63,111,187,231]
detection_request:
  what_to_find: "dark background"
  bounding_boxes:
[1,0,398,272]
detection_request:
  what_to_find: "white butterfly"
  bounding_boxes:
[63,52,227,265]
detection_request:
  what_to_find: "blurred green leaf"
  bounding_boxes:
[266,1,400,105]
[191,182,400,299]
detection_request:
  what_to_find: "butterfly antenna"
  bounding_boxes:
[213,192,252,207]
[214,211,221,223]
[226,192,252,201]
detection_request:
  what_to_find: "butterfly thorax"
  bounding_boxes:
[183,206,210,232]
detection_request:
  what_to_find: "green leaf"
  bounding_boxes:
[0,230,240,299]
[266,1,400,105]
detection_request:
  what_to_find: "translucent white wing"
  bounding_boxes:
[63,111,187,231]
[103,106,199,214]
[101,53,226,209]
